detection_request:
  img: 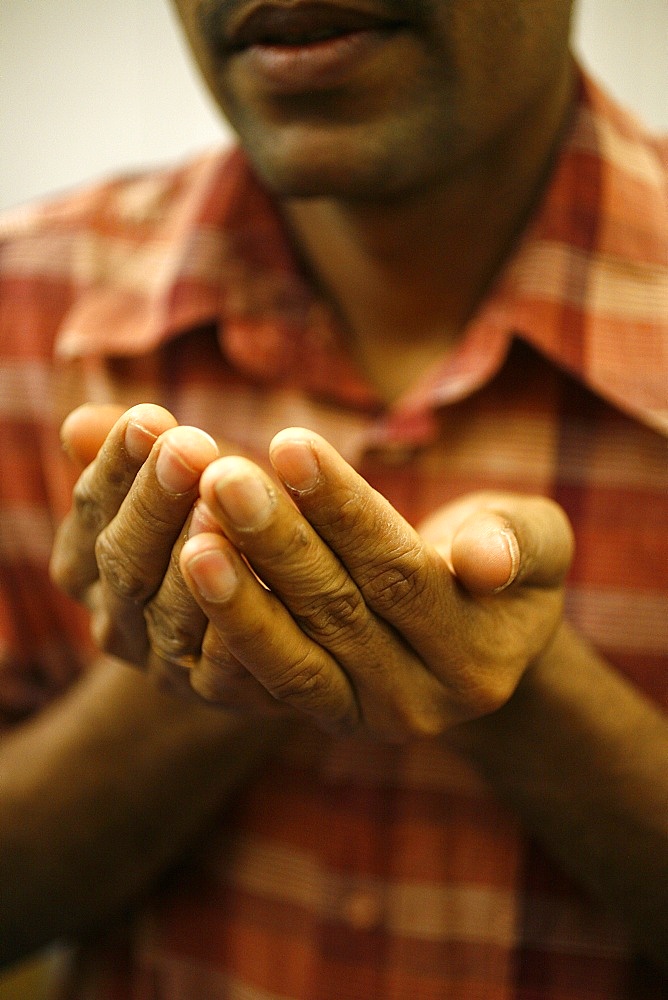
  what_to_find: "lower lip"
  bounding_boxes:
[232,27,400,95]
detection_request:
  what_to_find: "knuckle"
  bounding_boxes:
[360,546,427,617]
[263,648,357,732]
[144,579,204,664]
[95,531,149,602]
[303,489,379,552]
[325,493,364,532]
[125,489,178,540]
[93,492,179,602]
[265,649,354,729]
[267,648,327,703]
[293,582,367,644]
[144,611,199,665]
[72,474,108,534]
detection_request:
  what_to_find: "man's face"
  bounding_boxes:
[171,0,574,200]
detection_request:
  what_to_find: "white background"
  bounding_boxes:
[1,0,667,210]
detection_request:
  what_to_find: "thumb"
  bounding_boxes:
[430,494,574,596]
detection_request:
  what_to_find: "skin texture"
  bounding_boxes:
[2,0,667,976]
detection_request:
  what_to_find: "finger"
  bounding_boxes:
[190,625,292,717]
[91,426,219,664]
[268,428,461,666]
[95,422,219,600]
[142,504,216,670]
[180,531,359,732]
[482,495,574,588]
[421,492,574,595]
[51,404,179,598]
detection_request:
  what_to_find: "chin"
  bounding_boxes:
[253,160,375,200]
[237,123,428,202]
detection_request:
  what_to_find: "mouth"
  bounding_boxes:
[211,1,409,94]
[223,2,407,52]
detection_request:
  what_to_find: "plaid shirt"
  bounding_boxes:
[0,72,666,998]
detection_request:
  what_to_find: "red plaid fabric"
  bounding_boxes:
[0,72,666,998]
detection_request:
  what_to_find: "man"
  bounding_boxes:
[0,1,666,997]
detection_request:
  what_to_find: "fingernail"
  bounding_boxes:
[155,441,199,494]
[492,527,521,593]
[186,548,237,603]
[215,467,274,529]
[125,420,158,463]
[270,438,320,493]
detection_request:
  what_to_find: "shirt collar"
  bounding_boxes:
[57,72,667,437]
[488,73,668,436]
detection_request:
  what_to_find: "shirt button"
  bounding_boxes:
[340,888,385,931]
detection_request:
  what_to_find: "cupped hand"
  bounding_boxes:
[53,404,308,713]
[52,404,228,700]
[180,428,574,740]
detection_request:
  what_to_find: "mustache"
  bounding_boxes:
[196,0,428,52]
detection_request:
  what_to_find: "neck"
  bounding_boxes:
[283,59,576,401]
